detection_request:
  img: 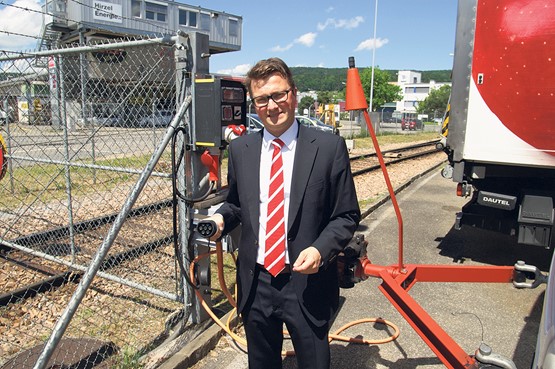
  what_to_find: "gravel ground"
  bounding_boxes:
[350,143,446,206]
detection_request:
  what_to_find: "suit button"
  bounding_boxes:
[249,269,254,276]
[254,240,258,245]
[287,237,292,241]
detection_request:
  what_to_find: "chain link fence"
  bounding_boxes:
[0,36,196,368]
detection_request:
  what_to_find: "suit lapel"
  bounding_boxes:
[288,126,317,232]
[240,132,262,236]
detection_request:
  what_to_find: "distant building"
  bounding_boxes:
[297,90,318,101]
[393,71,450,113]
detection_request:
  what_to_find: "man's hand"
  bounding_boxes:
[292,246,322,274]
[204,213,224,242]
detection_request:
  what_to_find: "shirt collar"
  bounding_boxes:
[263,120,299,151]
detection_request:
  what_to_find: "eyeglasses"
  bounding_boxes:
[251,89,292,108]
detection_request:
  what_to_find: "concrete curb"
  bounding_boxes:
[157,310,239,369]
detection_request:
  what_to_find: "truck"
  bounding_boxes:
[441,0,555,249]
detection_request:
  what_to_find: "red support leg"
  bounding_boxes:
[378,269,479,369]
[361,261,516,369]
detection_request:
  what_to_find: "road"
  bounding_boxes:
[1,125,167,166]
[185,169,549,369]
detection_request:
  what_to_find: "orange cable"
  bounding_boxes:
[190,251,400,357]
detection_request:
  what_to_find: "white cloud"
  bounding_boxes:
[317,16,364,31]
[216,63,251,76]
[270,43,294,52]
[270,32,317,52]
[325,6,334,13]
[0,0,43,50]
[355,37,389,51]
[294,32,317,47]
[294,62,325,68]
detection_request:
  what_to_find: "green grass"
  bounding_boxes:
[113,346,144,369]
[358,196,383,209]
[352,131,440,150]
[0,153,172,209]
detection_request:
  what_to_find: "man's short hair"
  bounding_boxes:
[245,57,296,97]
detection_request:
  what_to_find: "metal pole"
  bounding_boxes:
[369,0,378,112]
[3,99,15,193]
[79,31,97,184]
[180,31,212,324]
[58,54,78,261]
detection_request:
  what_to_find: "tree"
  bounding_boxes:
[290,67,451,92]
[416,84,451,119]
[360,67,402,111]
[317,91,333,105]
[298,95,315,115]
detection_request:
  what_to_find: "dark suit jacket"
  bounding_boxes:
[217,123,361,327]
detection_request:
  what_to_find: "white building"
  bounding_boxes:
[395,70,450,113]
[41,0,242,53]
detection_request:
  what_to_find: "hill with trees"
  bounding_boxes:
[290,67,451,92]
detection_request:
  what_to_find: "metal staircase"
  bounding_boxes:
[37,23,61,52]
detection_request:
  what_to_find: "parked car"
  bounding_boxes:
[77,115,121,127]
[295,116,337,135]
[401,118,423,131]
[246,114,338,135]
[0,107,16,125]
[137,110,173,128]
[246,113,264,134]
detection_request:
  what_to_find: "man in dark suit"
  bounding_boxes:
[207,57,360,369]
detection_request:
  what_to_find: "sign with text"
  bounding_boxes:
[92,1,122,23]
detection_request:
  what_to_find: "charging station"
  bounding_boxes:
[172,32,247,324]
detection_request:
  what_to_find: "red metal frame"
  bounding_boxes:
[345,59,518,368]
[361,261,514,369]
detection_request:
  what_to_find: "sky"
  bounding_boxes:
[0,0,459,75]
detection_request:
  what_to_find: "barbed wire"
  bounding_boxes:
[0,0,44,16]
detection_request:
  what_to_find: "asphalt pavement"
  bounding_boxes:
[162,168,550,369]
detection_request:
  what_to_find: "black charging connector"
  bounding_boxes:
[197,220,217,238]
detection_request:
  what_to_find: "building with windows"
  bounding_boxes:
[394,70,450,113]
[41,0,242,53]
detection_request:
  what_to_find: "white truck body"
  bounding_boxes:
[445,0,555,247]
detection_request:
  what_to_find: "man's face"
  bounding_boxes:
[250,73,297,137]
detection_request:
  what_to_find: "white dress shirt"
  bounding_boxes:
[257,122,298,265]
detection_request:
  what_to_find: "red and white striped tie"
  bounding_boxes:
[264,138,286,276]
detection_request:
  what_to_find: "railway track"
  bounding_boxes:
[350,139,442,177]
[0,200,177,303]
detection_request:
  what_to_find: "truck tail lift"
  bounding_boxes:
[345,56,545,369]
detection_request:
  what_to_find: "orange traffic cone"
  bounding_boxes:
[345,57,368,111]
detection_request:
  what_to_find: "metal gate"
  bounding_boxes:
[0,34,199,368]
